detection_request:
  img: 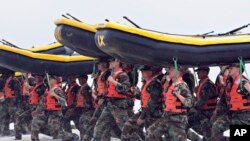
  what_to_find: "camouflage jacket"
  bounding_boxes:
[114,71,131,95]
[80,84,94,110]
[140,79,163,119]
[194,78,217,111]
[174,81,194,109]
[65,83,80,107]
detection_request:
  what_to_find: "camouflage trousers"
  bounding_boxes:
[14,104,33,139]
[31,110,76,141]
[82,103,112,141]
[92,102,130,141]
[187,110,214,141]
[0,102,8,135]
[121,111,160,141]
[1,99,17,136]
[146,113,188,141]
[211,110,250,141]
[62,107,81,133]
[78,109,94,140]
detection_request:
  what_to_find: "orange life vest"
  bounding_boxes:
[96,71,107,96]
[4,76,15,98]
[76,84,95,108]
[141,75,157,108]
[44,85,61,111]
[226,75,250,111]
[164,77,187,113]
[196,78,218,110]
[29,82,43,105]
[106,68,127,99]
[76,85,86,108]
[65,83,78,107]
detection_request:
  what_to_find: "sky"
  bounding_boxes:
[1,0,250,82]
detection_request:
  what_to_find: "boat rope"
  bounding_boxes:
[238,57,245,89]
[173,58,178,83]
[238,58,249,90]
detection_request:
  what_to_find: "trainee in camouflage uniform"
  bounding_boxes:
[75,74,96,140]
[83,59,113,141]
[1,71,22,136]
[215,66,229,97]
[14,75,34,139]
[92,58,132,141]
[121,65,163,141]
[31,75,78,141]
[15,74,46,139]
[62,75,80,133]
[146,65,194,141]
[211,63,250,141]
[187,67,218,141]
[121,62,138,117]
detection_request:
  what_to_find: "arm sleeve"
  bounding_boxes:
[116,72,131,94]
[140,81,162,119]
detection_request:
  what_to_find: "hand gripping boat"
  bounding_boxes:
[54,18,109,58]
[95,22,250,66]
[0,44,96,76]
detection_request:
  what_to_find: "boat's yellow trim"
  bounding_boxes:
[0,44,96,62]
[0,72,23,77]
[96,22,250,46]
[55,18,97,33]
[28,42,63,52]
[15,72,23,77]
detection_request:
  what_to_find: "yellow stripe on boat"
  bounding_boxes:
[55,18,97,33]
[96,22,250,46]
[28,42,63,52]
[0,44,96,62]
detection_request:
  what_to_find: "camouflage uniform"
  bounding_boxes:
[31,86,78,141]
[122,63,138,117]
[82,69,115,141]
[92,70,132,141]
[125,68,137,118]
[2,76,22,136]
[15,81,47,139]
[62,83,80,133]
[121,77,163,141]
[187,78,217,141]
[211,76,250,141]
[77,83,96,140]
[146,79,194,141]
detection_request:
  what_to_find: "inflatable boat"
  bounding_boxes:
[0,44,96,76]
[28,42,74,55]
[54,18,109,58]
[0,42,74,73]
[95,22,250,66]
